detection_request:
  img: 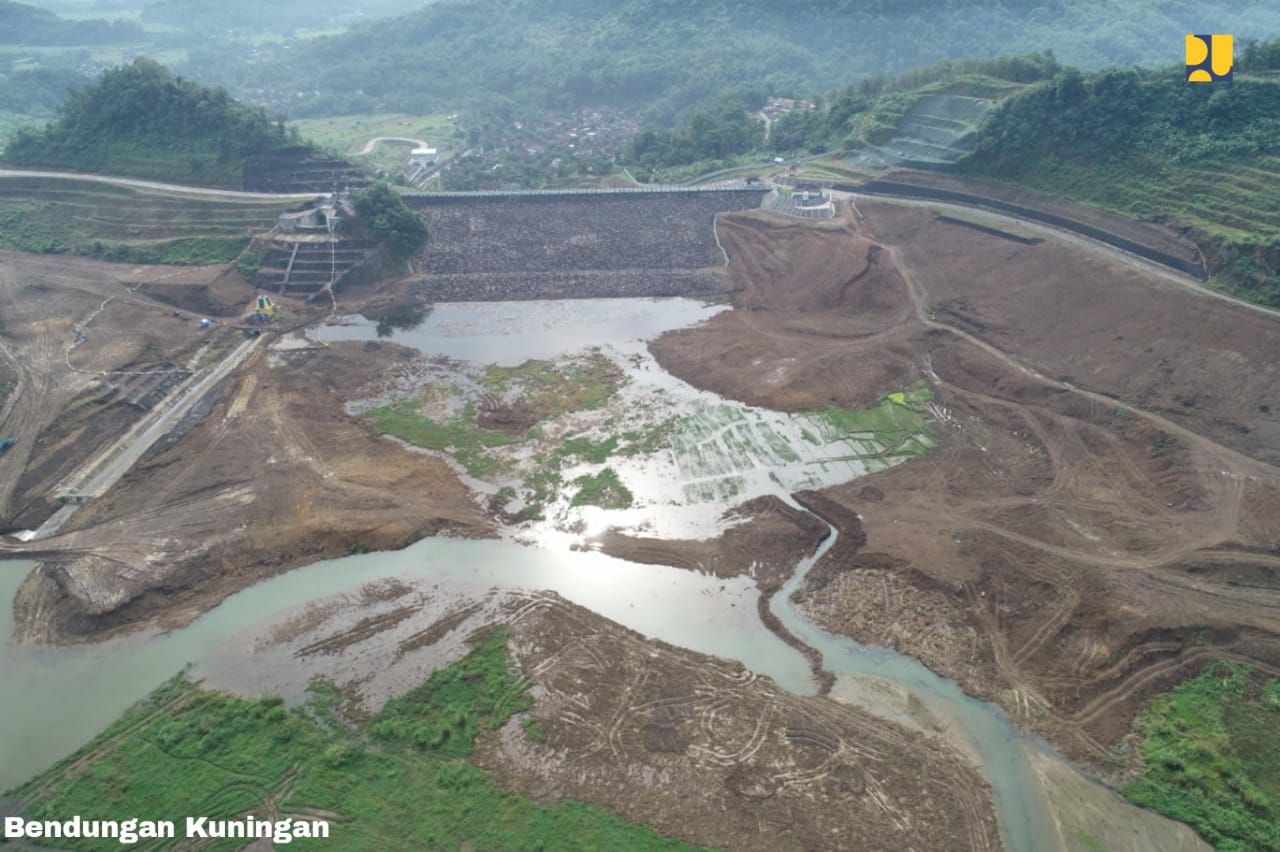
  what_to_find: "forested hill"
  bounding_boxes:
[2,59,301,187]
[141,0,424,37]
[0,0,144,44]
[963,43,1280,306]
[202,0,1280,119]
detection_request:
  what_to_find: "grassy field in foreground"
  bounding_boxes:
[10,628,703,851]
[1123,661,1280,851]
[0,177,290,265]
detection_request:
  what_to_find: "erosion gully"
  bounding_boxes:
[2,298,1053,850]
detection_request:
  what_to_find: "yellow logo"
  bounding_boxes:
[1187,34,1233,82]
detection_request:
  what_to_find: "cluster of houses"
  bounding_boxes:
[762,96,816,119]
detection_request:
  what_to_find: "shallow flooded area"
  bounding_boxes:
[2,297,1187,851]
[313,299,934,540]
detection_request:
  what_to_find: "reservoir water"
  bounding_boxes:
[3,298,1055,850]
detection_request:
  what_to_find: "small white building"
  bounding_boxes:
[410,147,440,168]
[278,208,329,233]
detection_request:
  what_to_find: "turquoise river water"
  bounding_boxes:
[2,299,1055,850]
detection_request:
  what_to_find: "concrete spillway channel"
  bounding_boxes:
[24,335,260,541]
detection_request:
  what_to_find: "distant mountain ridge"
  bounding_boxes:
[203,0,1280,119]
[0,0,144,44]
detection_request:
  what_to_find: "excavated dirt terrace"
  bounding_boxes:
[3,191,1279,847]
[9,335,491,642]
[198,581,1003,851]
[652,201,1280,776]
[0,251,488,641]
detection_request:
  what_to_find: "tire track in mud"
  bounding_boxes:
[849,223,1280,768]
[889,237,1276,480]
[688,204,1277,841]
[1054,645,1280,754]
[493,595,1003,851]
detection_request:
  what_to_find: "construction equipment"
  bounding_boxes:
[251,294,276,324]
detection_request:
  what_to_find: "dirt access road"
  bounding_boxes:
[652,200,1280,775]
[0,168,315,200]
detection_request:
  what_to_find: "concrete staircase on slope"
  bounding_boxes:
[253,236,379,298]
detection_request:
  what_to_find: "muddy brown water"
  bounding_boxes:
[3,299,1056,850]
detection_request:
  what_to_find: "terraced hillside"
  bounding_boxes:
[0,177,293,265]
[1018,152,1280,298]
[848,94,993,172]
[963,68,1280,306]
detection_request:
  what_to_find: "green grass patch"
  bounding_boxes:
[1074,832,1108,852]
[481,352,625,420]
[236,243,269,279]
[557,419,675,466]
[617,418,676,457]
[371,627,532,757]
[1122,661,1280,851]
[846,91,922,146]
[570,467,633,509]
[11,628,703,851]
[522,716,546,743]
[290,113,455,159]
[516,462,564,521]
[809,383,934,457]
[367,399,520,478]
[560,434,621,464]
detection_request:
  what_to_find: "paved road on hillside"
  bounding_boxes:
[353,136,430,155]
[0,168,316,200]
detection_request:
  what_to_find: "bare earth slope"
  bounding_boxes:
[653,201,1280,773]
[0,253,250,530]
[201,581,1004,851]
[865,201,1279,464]
[9,334,490,642]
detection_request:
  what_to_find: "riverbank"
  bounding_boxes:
[5,193,1277,849]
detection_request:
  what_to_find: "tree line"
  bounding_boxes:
[172,0,1280,124]
[4,59,302,187]
[0,0,144,45]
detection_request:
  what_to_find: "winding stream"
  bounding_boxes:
[3,299,1055,850]
[770,494,1050,851]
